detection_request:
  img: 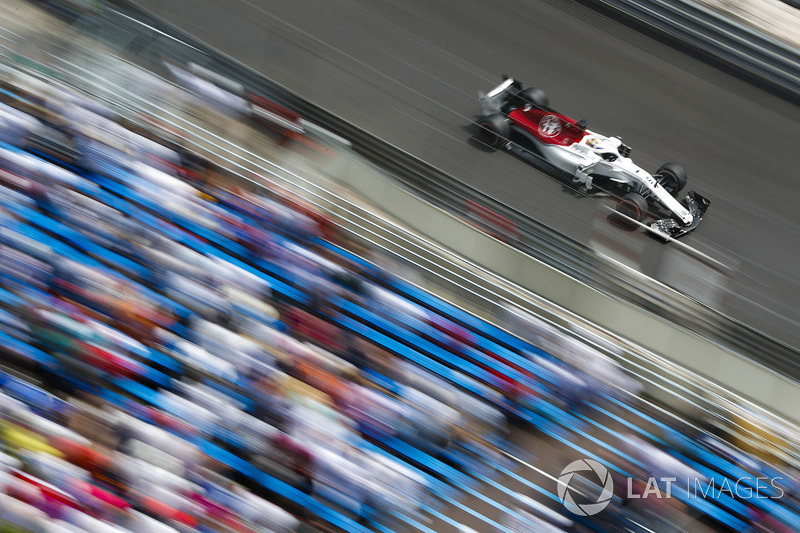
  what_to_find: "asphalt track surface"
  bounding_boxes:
[130,0,800,347]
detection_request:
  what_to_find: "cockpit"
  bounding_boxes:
[583,135,631,161]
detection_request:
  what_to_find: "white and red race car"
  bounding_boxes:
[473,77,710,239]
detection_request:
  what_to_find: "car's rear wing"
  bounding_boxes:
[479,77,526,115]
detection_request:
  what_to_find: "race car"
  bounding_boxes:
[473,77,710,239]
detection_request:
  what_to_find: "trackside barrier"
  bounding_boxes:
[581,0,800,101]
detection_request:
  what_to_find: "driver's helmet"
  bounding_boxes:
[584,136,621,158]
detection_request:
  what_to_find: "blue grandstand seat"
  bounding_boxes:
[0,330,60,369]
[190,437,374,533]
[2,374,58,414]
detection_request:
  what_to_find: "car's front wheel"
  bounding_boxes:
[656,162,687,196]
[615,192,649,223]
[474,114,510,151]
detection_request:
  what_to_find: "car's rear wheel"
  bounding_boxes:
[519,87,549,108]
[615,192,648,223]
[656,162,687,196]
[475,114,509,151]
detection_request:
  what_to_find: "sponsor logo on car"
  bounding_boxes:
[538,114,562,138]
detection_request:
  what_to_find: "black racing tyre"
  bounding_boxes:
[616,192,649,223]
[519,87,549,108]
[475,114,509,151]
[656,162,688,196]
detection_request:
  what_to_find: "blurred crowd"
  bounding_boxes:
[0,56,798,533]
[0,67,512,532]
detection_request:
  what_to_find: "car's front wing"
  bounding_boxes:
[648,191,711,239]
